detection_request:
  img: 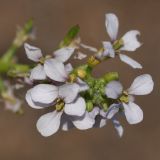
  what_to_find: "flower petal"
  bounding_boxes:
[44,59,68,82]
[112,118,124,137]
[31,84,58,104]
[26,89,44,109]
[106,103,120,119]
[80,43,98,52]
[64,97,86,116]
[89,107,100,118]
[105,13,119,41]
[105,81,123,99]
[24,43,42,62]
[99,119,107,128]
[123,102,143,124]
[128,95,135,102]
[59,83,80,103]
[72,111,96,130]
[65,63,73,74]
[30,64,46,80]
[103,41,115,58]
[74,52,87,60]
[54,47,75,62]
[119,54,142,69]
[121,30,141,51]
[76,78,89,92]
[36,111,62,137]
[5,97,22,113]
[128,74,154,95]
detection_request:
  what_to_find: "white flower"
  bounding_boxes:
[24,43,75,81]
[2,81,22,113]
[103,13,142,69]
[105,74,154,124]
[26,83,87,136]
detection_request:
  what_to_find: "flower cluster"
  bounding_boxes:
[24,13,154,137]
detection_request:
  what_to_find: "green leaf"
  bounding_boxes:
[59,24,80,48]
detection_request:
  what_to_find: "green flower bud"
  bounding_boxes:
[102,103,108,112]
[103,72,119,83]
[59,25,80,48]
[86,101,93,112]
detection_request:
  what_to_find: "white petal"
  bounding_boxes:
[123,102,143,124]
[54,47,75,62]
[112,118,124,137]
[80,43,98,52]
[105,81,123,99]
[59,83,80,103]
[103,41,115,58]
[72,111,95,130]
[64,97,86,116]
[128,95,135,102]
[44,59,68,82]
[89,107,100,119]
[119,54,142,69]
[26,89,44,109]
[77,78,89,92]
[30,64,46,80]
[128,74,154,95]
[65,63,73,74]
[106,104,120,119]
[24,77,33,85]
[36,111,62,137]
[5,98,22,113]
[31,84,58,104]
[74,52,87,60]
[24,43,42,62]
[99,119,107,128]
[100,109,107,117]
[105,13,119,41]
[121,30,141,51]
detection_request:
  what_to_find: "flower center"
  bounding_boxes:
[119,91,129,103]
[113,39,124,51]
[55,98,65,111]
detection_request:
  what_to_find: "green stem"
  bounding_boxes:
[0,19,33,74]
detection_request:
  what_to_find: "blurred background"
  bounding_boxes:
[0,0,159,159]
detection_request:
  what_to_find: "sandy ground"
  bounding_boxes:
[0,0,159,159]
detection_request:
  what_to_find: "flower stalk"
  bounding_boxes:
[0,19,33,74]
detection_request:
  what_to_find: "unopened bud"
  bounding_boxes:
[77,69,86,79]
